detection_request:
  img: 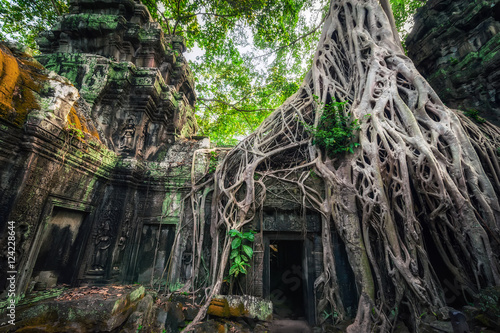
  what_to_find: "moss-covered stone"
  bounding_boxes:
[407,0,500,124]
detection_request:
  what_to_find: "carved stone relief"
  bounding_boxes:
[89,211,116,274]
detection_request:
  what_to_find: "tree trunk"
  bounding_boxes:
[183,0,500,331]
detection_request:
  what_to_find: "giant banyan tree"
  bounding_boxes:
[184,0,500,331]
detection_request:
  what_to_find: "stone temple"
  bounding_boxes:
[1,0,500,331]
[0,0,203,298]
[0,0,357,327]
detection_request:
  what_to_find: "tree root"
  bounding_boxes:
[182,0,500,331]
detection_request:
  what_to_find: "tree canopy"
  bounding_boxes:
[0,0,424,145]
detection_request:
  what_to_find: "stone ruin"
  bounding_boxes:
[1,0,499,331]
[0,1,359,327]
[0,0,206,299]
[407,0,500,125]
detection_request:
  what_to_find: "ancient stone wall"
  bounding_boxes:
[37,0,197,160]
[407,0,500,124]
[0,0,209,297]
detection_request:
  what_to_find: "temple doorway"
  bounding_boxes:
[32,207,88,288]
[264,234,316,324]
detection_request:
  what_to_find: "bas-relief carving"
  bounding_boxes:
[89,211,117,274]
[118,118,136,154]
[92,218,112,271]
[261,211,320,233]
[0,0,205,293]
[112,220,132,274]
[35,0,198,162]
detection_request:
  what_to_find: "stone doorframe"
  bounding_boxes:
[21,195,95,294]
[261,232,317,325]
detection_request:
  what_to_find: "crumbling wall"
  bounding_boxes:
[0,19,207,297]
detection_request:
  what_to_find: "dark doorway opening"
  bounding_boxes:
[32,207,88,287]
[134,224,176,284]
[269,240,306,320]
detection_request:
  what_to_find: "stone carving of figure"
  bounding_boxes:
[118,118,136,152]
[112,224,130,272]
[92,219,112,271]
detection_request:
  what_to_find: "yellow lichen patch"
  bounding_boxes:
[0,46,21,119]
[67,106,101,141]
[0,43,100,140]
[0,44,42,127]
[228,303,248,318]
[207,298,230,318]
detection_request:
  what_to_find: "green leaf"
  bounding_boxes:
[228,229,242,238]
[230,249,239,259]
[231,237,242,249]
[243,231,255,242]
[242,244,253,258]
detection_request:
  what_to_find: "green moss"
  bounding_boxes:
[458,34,500,69]
[62,14,123,31]
[129,286,145,302]
[258,300,273,320]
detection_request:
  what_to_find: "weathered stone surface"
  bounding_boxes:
[0,0,212,301]
[419,320,454,333]
[0,286,145,332]
[0,43,97,138]
[208,295,273,321]
[407,0,500,124]
[36,0,198,160]
[0,39,210,301]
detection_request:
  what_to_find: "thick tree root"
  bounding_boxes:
[182,0,500,332]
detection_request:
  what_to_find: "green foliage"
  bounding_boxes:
[464,109,486,124]
[476,287,500,320]
[208,151,219,173]
[0,0,68,50]
[228,229,256,277]
[0,0,424,143]
[168,281,184,293]
[68,123,85,139]
[187,0,326,145]
[309,98,360,156]
[390,0,426,46]
[322,309,338,321]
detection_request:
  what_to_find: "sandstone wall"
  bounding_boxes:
[0,40,210,297]
[407,0,500,124]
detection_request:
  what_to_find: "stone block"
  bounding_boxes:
[208,295,273,321]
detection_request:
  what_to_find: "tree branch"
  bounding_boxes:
[378,0,403,52]
[49,0,61,15]
[160,11,172,35]
[172,0,182,35]
[175,11,241,20]
[198,98,273,113]
[255,14,327,59]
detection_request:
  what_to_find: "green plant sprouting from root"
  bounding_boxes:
[309,97,361,155]
[208,151,219,173]
[228,229,256,277]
